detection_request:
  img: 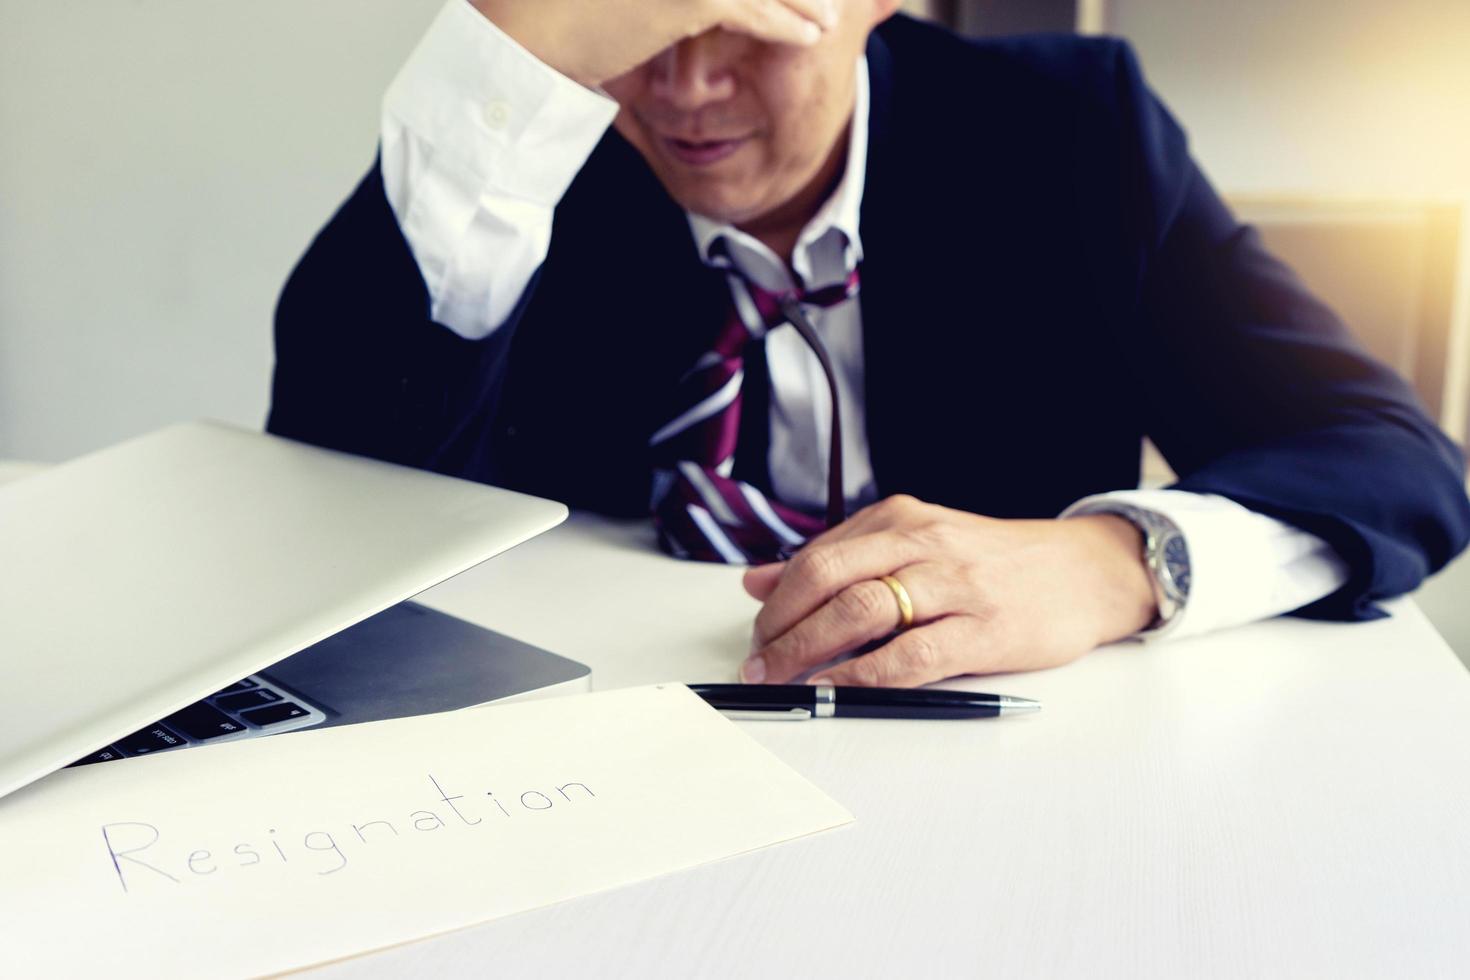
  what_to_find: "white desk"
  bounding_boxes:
[294,512,1470,979]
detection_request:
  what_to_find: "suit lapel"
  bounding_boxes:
[858,29,926,501]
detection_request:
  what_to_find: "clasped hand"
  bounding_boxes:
[741,495,1158,687]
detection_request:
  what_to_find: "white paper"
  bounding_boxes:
[0,684,852,977]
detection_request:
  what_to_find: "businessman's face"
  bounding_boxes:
[603,1,899,243]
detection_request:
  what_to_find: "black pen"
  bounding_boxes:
[687,683,1040,720]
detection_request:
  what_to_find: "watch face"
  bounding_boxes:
[1162,534,1191,597]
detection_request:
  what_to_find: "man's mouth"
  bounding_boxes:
[663,136,749,166]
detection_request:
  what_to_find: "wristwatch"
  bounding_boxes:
[1107,505,1192,632]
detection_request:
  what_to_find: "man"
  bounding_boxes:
[268,0,1470,687]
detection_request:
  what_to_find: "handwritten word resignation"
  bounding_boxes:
[100,773,595,893]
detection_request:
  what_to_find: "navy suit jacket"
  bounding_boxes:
[268,15,1470,621]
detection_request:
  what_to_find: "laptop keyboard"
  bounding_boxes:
[67,675,328,767]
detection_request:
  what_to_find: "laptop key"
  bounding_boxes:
[214,689,281,713]
[212,678,259,696]
[116,724,186,756]
[165,702,246,740]
[241,702,309,727]
[70,746,128,766]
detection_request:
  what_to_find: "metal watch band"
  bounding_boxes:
[1092,504,1191,631]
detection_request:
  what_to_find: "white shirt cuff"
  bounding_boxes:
[383,0,617,203]
[1062,488,1350,641]
[381,0,619,337]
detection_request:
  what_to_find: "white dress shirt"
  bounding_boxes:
[380,0,1348,639]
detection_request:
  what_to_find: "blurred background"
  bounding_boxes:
[2,0,1468,652]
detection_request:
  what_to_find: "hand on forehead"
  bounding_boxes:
[478,1,902,89]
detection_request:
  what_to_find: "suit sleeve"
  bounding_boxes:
[266,163,533,476]
[1109,42,1470,620]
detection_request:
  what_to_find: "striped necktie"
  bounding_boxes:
[649,261,861,564]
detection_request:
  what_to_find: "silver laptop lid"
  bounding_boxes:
[0,421,568,799]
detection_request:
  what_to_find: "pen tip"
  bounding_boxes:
[999,696,1041,713]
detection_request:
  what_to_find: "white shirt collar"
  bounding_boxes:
[686,55,868,293]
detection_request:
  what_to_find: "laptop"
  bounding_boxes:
[0,421,588,800]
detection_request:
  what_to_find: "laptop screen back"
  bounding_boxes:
[0,421,567,799]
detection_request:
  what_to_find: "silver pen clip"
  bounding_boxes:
[718,707,813,721]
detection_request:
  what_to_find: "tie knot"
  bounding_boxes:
[745,268,860,320]
[705,236,861,337]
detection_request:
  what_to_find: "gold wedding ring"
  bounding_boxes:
[879,574,915,631]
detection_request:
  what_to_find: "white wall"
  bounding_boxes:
[1104,0,1470,200]
[0,0,441,461]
